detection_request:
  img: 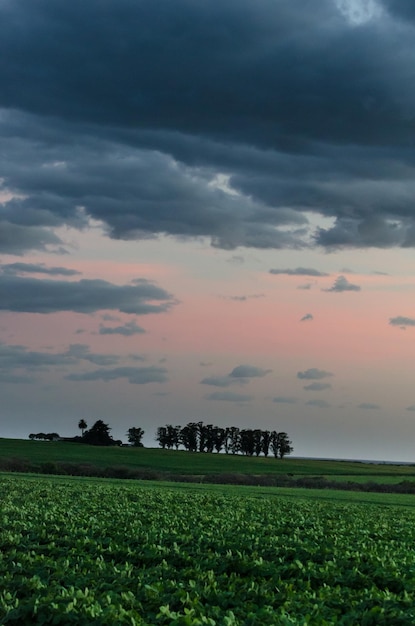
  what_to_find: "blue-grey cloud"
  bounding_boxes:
[99,320,146,336]
[229,365,272,378]
[358,402,380,410]
[389,316,415,327]
[297,368,333,380]
[66,366,168,384]
[306,399,331,408]
[201,364,272,387]
[0,262,81,276]
[200,375,244,388]
[406,405,415,411]
[323,276,361,292]
[226,294,265,302]
[273,396,297,404]
[206,391,253,402]
[303,382,332,391]
[0,342,120,380]
[270,267,329,277]
[300,313,314,322]
[0,275,175,314]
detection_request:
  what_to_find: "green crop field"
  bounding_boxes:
[2,474,415,625]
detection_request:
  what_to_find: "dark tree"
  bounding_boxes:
[78,419,87,437]
[127,427,145,447]
[180,422,198,452]
[253,429,263,457]
[213,427,227,453]
[270,431,293,459]
[240,429,255,456]
[278,432,294,459]
[228,427,241,455]
[261,430,272,457]
[156,424,181,449]
[83,420,114,446]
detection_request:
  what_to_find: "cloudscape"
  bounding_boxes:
[1,0,415,461]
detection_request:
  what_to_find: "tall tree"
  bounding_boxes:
[261,430,272,457]
[127,427,145,447]
[83,420,114,446]
[78,419,87,437]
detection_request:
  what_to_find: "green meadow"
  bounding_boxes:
[2,438,415,482]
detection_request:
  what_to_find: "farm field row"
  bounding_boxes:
[1,475,415,624]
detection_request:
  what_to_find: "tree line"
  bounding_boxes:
[29,421,145,447]
[156,422,293,458]
[29,420,293,457]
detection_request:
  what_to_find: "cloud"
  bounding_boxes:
[358,402,380,410]
[201,364,272,387]
[0,1,414,252]
[297,368,333,380]
[0,275,175,314]
[303,382,332,391]
[0,342,120,379]
[99,320,146,336]
[389,316,415,327]
[0,262,81,276]
[300,313,314,322]
[229,365,272,378]
[323,276,361,292]
[270,267,329,277]
[206,391,253,402]
[306,399,331,408]
[406,405,415,411]
[0,221,65,255]
[66,344,119,366]
[66,366,168,384]
[226,294,265,302]
[200,375,241,388]
[273,396,297,404]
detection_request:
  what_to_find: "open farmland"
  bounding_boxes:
[2,439,415,487]
[1,475,415,624]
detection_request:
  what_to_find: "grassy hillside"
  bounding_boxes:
[1,438,415,481]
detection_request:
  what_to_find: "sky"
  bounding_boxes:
[1,0,415,461]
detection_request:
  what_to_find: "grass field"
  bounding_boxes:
[2,438,415,483]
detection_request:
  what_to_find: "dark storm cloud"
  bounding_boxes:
[99,321,146,336]
[0,262,81,276]
[0,1,414,251]
[297,368,333,380]
[206,391,253,402]
[0,275,175,314]
[323,276,361,292]
[270,268,329,277]
[389,316,415,327]
[66,366,168,384]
